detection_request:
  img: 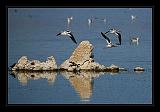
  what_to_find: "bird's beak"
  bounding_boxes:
[56,33,61,36]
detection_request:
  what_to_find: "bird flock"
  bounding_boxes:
[56,14,139,48]
[12,8,139,47]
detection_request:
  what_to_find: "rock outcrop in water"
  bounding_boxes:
[134,66,145,71]
[12,56,57,71]
[60,41,106,71]
[10,41,128,72]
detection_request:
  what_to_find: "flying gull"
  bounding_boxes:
[105,28,121,45]
[101,32,117,48]
[56,30,77,44]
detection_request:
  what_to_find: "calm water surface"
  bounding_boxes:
[8,8,152,104]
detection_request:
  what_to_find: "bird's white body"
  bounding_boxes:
[131,37,139,42]
[67,16,73,30]
[88,19,92,24]
[105,40,113,48]
[131,37,139,45]
[67,18,70,23]
[108,29,120,34]
[67,16,73,24]
[131,15,136,20]
[106,42,117,48]
[101,32,117,48]
[107,44,112,48]
[70,16,73,20]
[88,18,93,29]
[61,30,71,36]
[110,29,117,34]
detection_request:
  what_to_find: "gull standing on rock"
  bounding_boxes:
[56,30,77,44]
[105,28,122,45]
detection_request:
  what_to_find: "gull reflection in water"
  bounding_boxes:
[61,71,104,102]
[10,71,57,85]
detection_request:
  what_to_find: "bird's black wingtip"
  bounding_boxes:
[101,32,105,36]
[74,41,77,44]
[56,33,61,36]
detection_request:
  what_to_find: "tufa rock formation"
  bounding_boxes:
[10,41,127,72]
[12,56,57,71]
[60,41,105,71]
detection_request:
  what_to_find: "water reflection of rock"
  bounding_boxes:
[61,71,104,101]
[11,71,57,85]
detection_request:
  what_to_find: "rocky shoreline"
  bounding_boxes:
[9,41,144,73]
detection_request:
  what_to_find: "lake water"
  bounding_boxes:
[8,8,152,104]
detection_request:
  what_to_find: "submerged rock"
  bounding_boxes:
[12,56,57,71]
[134,66,145,71]
[119,67,128,71]
[60,41,105,71]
